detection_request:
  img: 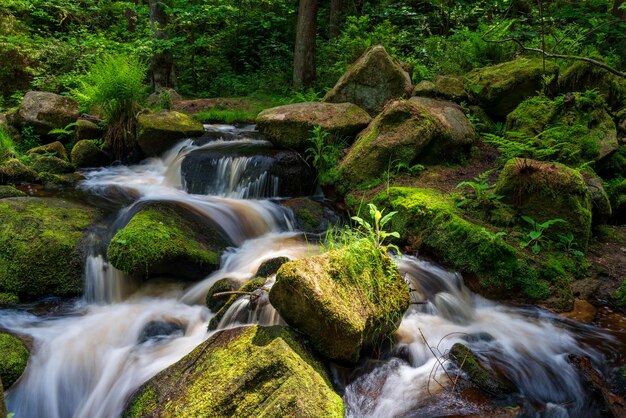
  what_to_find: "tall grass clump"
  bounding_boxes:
[74,54,148,161]
[0,127,17,161]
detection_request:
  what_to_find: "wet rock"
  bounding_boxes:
[0,185,26,198]
[494,158,592,250]
[255,257,290,278]
[413,75,469,102]
[75,118,104,141]
[581,170,612,225]
[138,320,185,344]
[324,45,413,116]
[71,140,110,168]
[561,299,597,324]
[0,197,99,300]
[280,197,342,234]
[17,91,79,136]
[205,278,239,312]
[0,158,37,184]
[256,102,370,150]
[466,58,558,119]
[207,277,265,330]
[30,155,75,174]
[27,141,69,161]
[340,98,474,188]
[270,240,410,363]
[449,343,516,397]
[107,201,229,280]
[123,325,344,417]
[0,332,30,389]
[136,111,204,156]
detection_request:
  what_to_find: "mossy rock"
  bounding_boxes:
[324,45,413,116]
[27,141,69,161]
[38,172,84,189]
[205,278,239,312]
[0,197,98,300]
[107,202,229,280]
[339,98,474,189]
[17,91,79,136]
[0,292,19,304]
[606,179,626,224]
[255,102,371,150]
[558,61,626,111]
[466,58,559,119]
[71,140,110,168]
[123,325,344,418]
[255,256,290,278]
[595,145,626,180]
[0,158,37,184]
[137,111,204,156]
[581,170,612,225]
[30,154,75,174]
[494,158,592,250]
[0,185,25,198]
[413,75,469,102]
[270,240,409,363]
[75,118,104,141]
[505,92,618,164]
[449,343,516,397]
[279,197,342,234]
[0,332,29,389]
[208,277,266,330]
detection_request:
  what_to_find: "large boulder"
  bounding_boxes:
[107,202,229,280]
[123,325,344,418]
[71,140,110,168]
[494,158,592,250]
[324,45,413,116]
[0,332,29,389]
[0,197,98,301]
[413,75,469,102]
[505,92,618,164]
[136,111,204,156]
[0,158,37,184]
[558,61,626,110]
[466,58,559,119]
[269,240,410,363]
[340,98,474,188]
[18,91,79,136]
[255,102,371,150]
[581,170,612,225]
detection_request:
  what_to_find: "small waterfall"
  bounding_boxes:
[84,255,137,304]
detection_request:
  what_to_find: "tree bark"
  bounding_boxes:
[149,0,177,91]
[124,0,138,33]
[293,0,318,89]
[329,0,344,38]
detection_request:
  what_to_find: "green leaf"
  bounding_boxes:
[532,243,541,254]
[529,231,542,240]
[380,211,397,228]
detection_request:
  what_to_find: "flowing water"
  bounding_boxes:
[0,125,622,418]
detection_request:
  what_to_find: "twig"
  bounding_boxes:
[419,328,455,385]
[212,291,258,298]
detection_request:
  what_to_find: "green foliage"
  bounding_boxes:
[519,215,565,254]
[16,126,40,153]
[556,232,584,258]
[455,170,502,209]
[615,279,626,309]
[304,125,345,186]
[48,121,78,142]
[351,203,400,253]
[394,161,425,175]
[0,127,17,161]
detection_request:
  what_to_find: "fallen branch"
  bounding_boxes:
[212,291,258,298]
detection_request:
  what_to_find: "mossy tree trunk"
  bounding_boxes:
[293,0,318,89]
[149,0,177,91]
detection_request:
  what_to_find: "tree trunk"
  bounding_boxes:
[613,0,625,21]
[293,0,318,89]
[329,0,344,38]
[124,0,138,33]
[149,0,177,91]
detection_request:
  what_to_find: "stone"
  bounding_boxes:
[30,155,74,174]
[413,75,469,102]
[27,141,69,161]
[136,111,204,156]
[255,102,371,150]
[18,91,79,136]
[207,278,266,330]
[75,118,104,141]
[0,332,29,389]
[146,88,183,107]
[270,240,410,363]
[205,278,239,312]
[581,170,612,225]
[0,185,25,198]
[255,257,290,278]
[71,140,110,168]
[107,201,229,280]
[123,325,344,418]
[279,197,342,234]
[0,158,37,184]
[558,61,626,110]
[324,45,413,116]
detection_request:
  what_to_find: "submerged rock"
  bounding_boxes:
[123,325,344,417]
[71,140,110,168]
[324,45,413,116]
[17,91,79,136]
[0,197,98,300]
[137,111,204,156]
[270,240,410,363]
[107,202,229,280]
[138,320,185,344]
[0,332,30,389]
[466,58,558,119]
[255,102,370,150]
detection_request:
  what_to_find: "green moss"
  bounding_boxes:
[0,185,25,198]
[30,154,75,174]
[0,292,19,304]
[0,197,98,300]
[208,277,265,330]
[616,279,626,309]
[205,278,239,312]
[124,326,344,418]
[107,204,226,279]
[0,158,37,184]
[70,140,109,168]
[27,141,68,161]
[559,61,626,110]
[0,332,29,389]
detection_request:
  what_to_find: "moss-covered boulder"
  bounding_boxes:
[466,58,559,119]
[27,141,69,161]
[71,140,110,168]
[0,185,25,198]
[75,118,104,141]
[207,277,266,330]
[137,111,204,156]
[558,61,626,110]
[494,158,592,249]
[205,278,239,312]
[123,325,344,418]
[255,102,371,150]
[0,332,29,389]
[0,197,98,300]
[255,256,290,278]
[107,202,229,280]
[505,92,618,164]
[413,75,469,102]
[30,155,75,174]
[581,170,612,225]
[270,240,409,363]
[17,91,79,136]
[0,158,37,184]
[606,179,626,224]
[324,45,413,116]
[340,98,474,188]
[280,197,342,234]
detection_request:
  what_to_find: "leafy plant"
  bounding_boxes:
[394,161,425,175]
[556,232,584,258]
[351,203,400,253]
[304,125,344,185]
[616,279,626,308]
[480,228,507,242]
[17,126,40,153]
[519,215,565,254]
[48,121,78,142]
[0,126,17,161]
[456,170,502,209]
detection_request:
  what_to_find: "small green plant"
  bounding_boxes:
[159,89,172,111]
[480,228,507,242]
[48,121,78,142]
[394,161,425,175]
[305,125,344,185]
[17,126,40,153]
[519,215,565,254]
[0,127,17,161]
[351,203,400,253]
[455,170,502,209]
[615,279,626,308]
[556,232,584,258]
